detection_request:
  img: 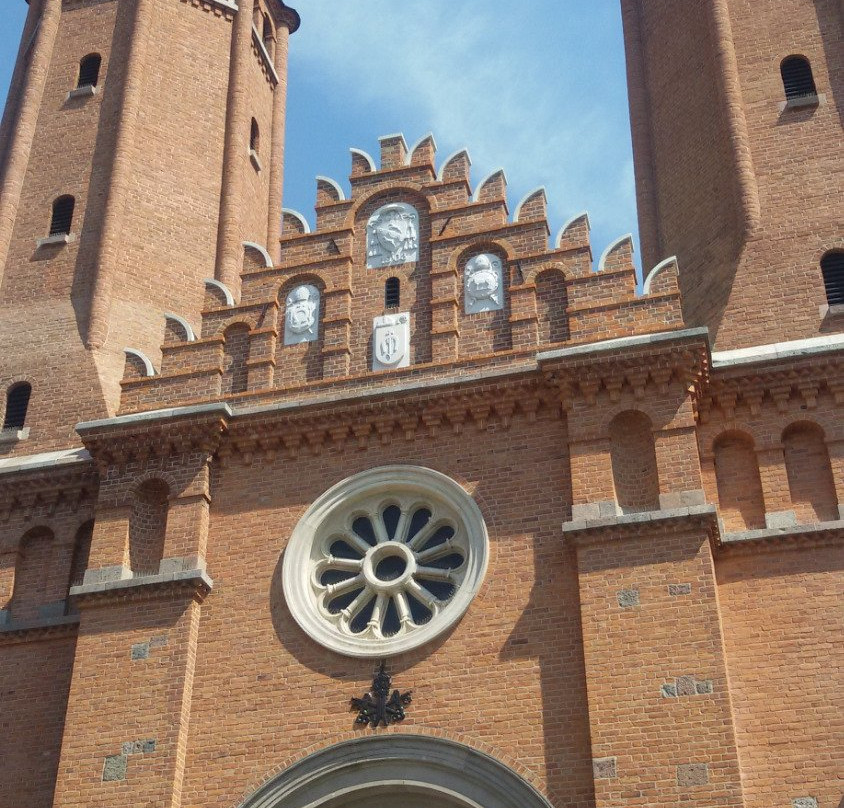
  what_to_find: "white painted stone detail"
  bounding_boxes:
[367,203,419,268]
[284,285,320,345]
[464,253,504,314]
[372,313,410,371]
[281,466,490,658]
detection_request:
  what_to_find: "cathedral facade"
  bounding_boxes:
[0,1,841,808]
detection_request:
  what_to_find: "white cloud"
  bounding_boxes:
[289,0,638,256]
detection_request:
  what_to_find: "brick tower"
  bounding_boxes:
[0,0,298,456]
[622,0,843,349]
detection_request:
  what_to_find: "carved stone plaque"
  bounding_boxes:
[464,253,504,314]
[367,203,419,268]
[284,284,320,345]
[372,313,410,371]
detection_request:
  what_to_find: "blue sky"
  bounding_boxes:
[0,0,639,272]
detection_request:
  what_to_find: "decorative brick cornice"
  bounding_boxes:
[0,456,98,520]
[715,520,844,555]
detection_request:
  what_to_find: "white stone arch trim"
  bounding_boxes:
[472,169,507,202]
[282,208,312,234]
[123,348,156,377]
[437,148,472,181]
[243,241,274,269]
[554,211,591,248]
[282,465,490,658]
[597,233,634,273]
[238,735,555,808]
[405,132,437,165]
[642,256,678,295]
[204,278,236,307]
[164,313,196,342]
[315,176,346,202]
[513,187,547,222]
[349,147,377,173]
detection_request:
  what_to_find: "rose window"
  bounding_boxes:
[282,466,489,657]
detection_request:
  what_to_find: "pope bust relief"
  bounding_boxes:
[284,284,320,345]
[464,253,505,314]
[367,203,419,268]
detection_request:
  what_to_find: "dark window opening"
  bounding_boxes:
[821,251,844,306]
[49,195,75,236]
[385,277,400,308]
[262,14,274,46]
[77,53,101,88]
[3,383,32,430]
[781,55,817,100]
[250,118,260,153]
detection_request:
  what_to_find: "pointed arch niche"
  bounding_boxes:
[239,736,553,808]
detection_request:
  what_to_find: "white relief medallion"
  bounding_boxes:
[372,313,410,371]
[284,284,320,345]
[367,203,419,268]
[464,253,504,314]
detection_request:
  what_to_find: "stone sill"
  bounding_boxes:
[721,519,844,547]
[820,303,844,318]
[782,93,822,110]
[36,232,75,248]
[0,613,79,640]
[249,148,263,172]
[564,504,717,533]
[0,427,29,444]
[67,84,96,100]
[70,568,213,599]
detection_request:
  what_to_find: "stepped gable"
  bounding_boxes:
[118,133,683,415]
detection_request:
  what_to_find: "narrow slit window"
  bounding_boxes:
[77,53,101,88]
[262,14,274,46]
[781,56,817,100]
[385,277,401,308]
[250,118,260,153]
[821,251,844,306]
[3,383,32,430]
[49,195,75,236]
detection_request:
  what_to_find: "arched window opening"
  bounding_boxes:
[783,423,838,524]
[222,323,251,395]
[250,118,260,153]
[69,520,94,590]
[780,55,817,101]
[713,432,766,532]
[77,53,101,88]
[49,195,75,236]
[3,382,31,430]
[128,480,169,577]
[262,13,274,53]
[10,527,53,621]
[385,277,401,308]
[609,410,660,512]
[821,251,844,306]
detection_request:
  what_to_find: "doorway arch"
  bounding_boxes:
[239,735,554,808]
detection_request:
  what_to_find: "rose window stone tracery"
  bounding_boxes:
[282,466,489,657]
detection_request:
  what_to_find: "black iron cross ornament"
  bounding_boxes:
[351,661,412,728]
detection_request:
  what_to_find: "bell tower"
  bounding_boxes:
[622,0,843,350]
[0,0,299,456]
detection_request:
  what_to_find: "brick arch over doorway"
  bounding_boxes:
[238,735,555,808]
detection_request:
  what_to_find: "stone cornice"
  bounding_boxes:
[69,569,213,606]
[563,505,719,547]
[716,520,844,555]
[0,613,79,645]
